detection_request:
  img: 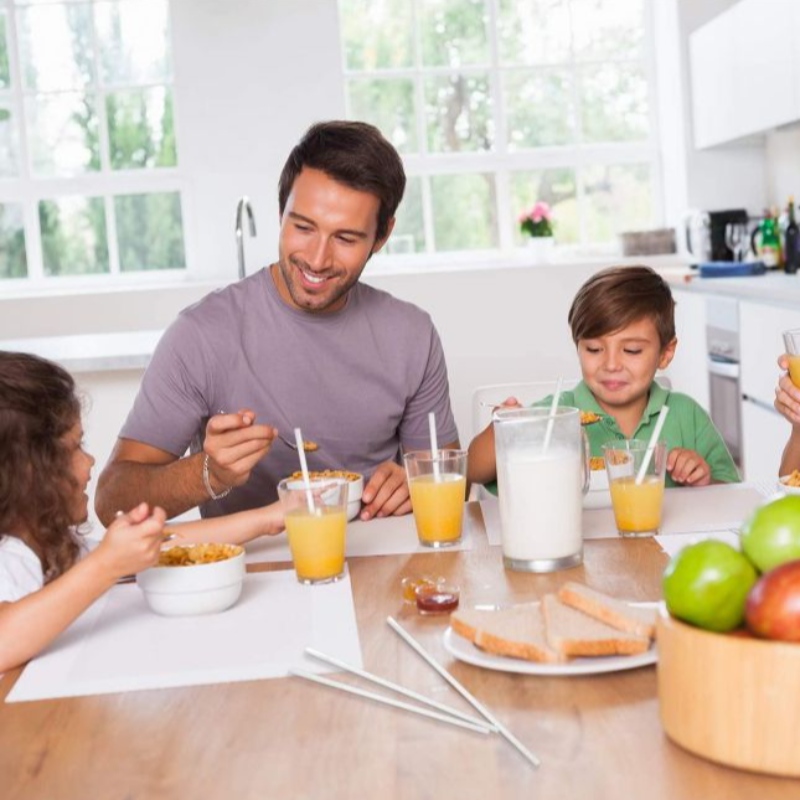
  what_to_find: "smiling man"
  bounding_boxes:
[95,121,459,524]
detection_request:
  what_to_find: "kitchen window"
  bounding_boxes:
[0,0,185,286]
[338,0,661,259]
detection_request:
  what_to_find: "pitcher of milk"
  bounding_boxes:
[494,406,588,572]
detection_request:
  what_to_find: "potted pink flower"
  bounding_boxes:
[518,201,554,239]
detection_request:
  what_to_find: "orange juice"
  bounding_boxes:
[409,473,466,546]
[285,507,347,583]
[789,355,800,388]
[609,476,665,535]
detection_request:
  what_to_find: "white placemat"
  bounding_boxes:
[7,571,361,703]
[244,505,478,564]
[655,530,742,559]
[481,483,768,544]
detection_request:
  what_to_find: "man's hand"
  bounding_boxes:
[775,354,800,426]
[360,461,411,521]
[204,409,277,492]
[667,448,711,486]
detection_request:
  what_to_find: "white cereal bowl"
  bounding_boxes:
[137,547,245,616]
[777,475,800,495]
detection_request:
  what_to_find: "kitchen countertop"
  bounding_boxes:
[666,271,800,307]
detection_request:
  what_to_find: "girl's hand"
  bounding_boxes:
[96,502,167,579]
[667,448,711,486]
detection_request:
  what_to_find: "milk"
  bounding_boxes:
[497,448,583,562]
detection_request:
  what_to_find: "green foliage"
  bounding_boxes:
[431,173,497,250]
[39,198,109,276]
[0,204,28,279]
[116,192,185,272]
[0,13,9,89]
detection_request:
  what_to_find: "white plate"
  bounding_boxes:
[442,602,658,677]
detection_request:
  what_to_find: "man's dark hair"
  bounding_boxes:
[278,120,406,242]
[568,265,676,349]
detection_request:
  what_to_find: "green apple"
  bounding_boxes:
[740,495,800,573]
[663,540,758,632]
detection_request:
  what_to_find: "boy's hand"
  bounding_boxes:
[667,448,711,486]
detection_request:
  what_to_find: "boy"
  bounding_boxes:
[468,265,739,491]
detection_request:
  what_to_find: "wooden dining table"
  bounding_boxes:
[1,502,798,800]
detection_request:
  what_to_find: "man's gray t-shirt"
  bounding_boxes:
[120,269,459,516]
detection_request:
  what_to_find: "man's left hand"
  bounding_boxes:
[360,461,411,521]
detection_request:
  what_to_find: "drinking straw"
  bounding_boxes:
[635,405,670,485]
[542,376,564,454]
[289,668,490,735]
[294,427,315,513]
[386,616,541,769]
[304,648,495,731]
[428,411,441,481]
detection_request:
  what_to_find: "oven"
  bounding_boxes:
[706,298,741,465]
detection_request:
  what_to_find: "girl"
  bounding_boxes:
[0,352,285,672]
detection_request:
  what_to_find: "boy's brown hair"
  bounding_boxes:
[568,265,676,349]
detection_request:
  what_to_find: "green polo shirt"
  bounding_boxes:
[483,380,739,494]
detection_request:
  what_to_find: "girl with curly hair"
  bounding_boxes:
[0,352,285,672]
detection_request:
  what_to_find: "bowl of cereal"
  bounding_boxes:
[778,470,800,495]
[137,543,245,616]
[289,470,364,520]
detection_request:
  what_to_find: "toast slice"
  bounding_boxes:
[450,605,563,663]
[557,581,657,640]
[541,594,650,658]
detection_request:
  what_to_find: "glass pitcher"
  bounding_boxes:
[493,406,589,572]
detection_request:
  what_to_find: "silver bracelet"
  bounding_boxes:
[202,453,232,500]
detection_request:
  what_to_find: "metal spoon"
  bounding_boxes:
[277,434,319,453]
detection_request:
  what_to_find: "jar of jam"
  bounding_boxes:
[414,583,460,615]
[401,575,442,604]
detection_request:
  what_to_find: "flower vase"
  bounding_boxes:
[525,236,554,264]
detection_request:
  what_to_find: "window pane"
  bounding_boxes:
[0,105,18,176]
[570,0,644,61]
[579,63,649,143]
[115,191,185,271]
[0,203,28,279]
[425,73,492,153]
[95,0,171,85]
[26,91,100,176]
[338,0,413,70]
[387,176,424,253]
[497,0,571,66]
[582,163,652,242]
[510,168,577,244]
[420,0,489,68]
[39,196,109,276]
[0,12,10,88]
[107,86,176,169]
[346,77,417,154]
[504,68,574,149]
[17,4,95,91]
[431,173,497,250]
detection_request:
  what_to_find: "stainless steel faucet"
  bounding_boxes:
[235,196,257,279]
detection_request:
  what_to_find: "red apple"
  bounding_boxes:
[745,560,800,641]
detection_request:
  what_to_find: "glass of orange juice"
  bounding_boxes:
[602,440,667,537]
[783,329,800,387]
[277,478,348,584]
[403,449,468,548]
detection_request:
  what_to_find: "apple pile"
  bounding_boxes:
[664,495,800,641]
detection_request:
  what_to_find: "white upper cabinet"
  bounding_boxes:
[690,0,800,149]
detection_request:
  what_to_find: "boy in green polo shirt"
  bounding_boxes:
[468,265,740,492]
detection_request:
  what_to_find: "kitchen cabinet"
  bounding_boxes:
[739,299,800,480]
[690,0,800,148]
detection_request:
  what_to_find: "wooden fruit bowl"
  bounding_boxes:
[657,610,800,777]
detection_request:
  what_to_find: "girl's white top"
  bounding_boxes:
[0,535,44,602]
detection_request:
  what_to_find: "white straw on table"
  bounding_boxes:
[428,411,441,480]
[542,376,564,454]
[635,404,670,485]
[386,616,540,769]
[304,647,496,732]
[294,427,315,512]
[289,668,490,735]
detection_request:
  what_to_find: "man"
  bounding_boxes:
[95,121,459,524]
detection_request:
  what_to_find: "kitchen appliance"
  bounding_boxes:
[706,297,741,465]
[685,209,749,264]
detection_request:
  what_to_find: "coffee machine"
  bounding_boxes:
[685,208,749,263]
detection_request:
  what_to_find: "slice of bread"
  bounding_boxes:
[541,594,650,658]
[557,581,657,640]
[450,605,563,663]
